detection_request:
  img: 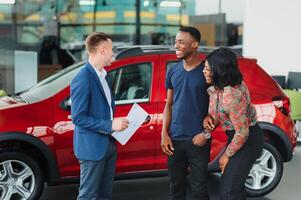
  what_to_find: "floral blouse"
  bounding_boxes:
[207,81,257,157]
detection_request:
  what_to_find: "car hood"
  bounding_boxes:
[0,96,22,108]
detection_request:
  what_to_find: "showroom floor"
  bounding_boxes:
[41,145,301,200]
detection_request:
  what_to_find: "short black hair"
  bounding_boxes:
[206,47,243,90]
[179,26,201,42]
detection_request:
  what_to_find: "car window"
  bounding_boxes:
[108,63,152,105]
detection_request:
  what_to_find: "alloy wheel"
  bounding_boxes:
[0,160,35,200]
[245,149,277,190]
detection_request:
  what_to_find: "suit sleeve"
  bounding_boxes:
[70,75,113,134]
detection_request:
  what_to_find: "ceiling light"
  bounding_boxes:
[79,0,96,6]
[160,0,181,8]
[144,0,150,7]
[0,0,15,4]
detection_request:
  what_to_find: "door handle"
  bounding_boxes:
[144,115,151,123]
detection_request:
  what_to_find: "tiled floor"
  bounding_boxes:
[41,145,301,200]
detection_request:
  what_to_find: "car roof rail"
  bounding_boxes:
[116,45,211,52]
[114,45,242,60]
[114,45,209,59]
[199,46,242,57]
[115,47,144,60]
[115,45,173,52]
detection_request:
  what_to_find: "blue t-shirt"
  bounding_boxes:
[166,61,209,141]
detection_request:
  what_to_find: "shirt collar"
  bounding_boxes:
[90,63,107,79]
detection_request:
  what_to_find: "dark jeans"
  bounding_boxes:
[77,139,117,200]
[168,139,211,200]
[219,124,264,200]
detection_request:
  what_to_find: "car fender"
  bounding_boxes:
[258,122,293,162]
[0,132,60,184]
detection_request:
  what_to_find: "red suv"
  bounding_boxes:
[0,47,297,200]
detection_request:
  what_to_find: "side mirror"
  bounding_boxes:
[60,97,71,111]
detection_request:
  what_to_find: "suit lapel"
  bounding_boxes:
[85,62,115,112]
[85,63,107,101]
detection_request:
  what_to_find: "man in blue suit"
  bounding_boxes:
[71,32,129,200]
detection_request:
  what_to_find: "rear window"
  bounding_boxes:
[238,58,284,103]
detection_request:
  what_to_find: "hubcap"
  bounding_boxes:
[245,149,277,190]
[0,160,35,200]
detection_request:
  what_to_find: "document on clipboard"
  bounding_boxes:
[112,103,149,145]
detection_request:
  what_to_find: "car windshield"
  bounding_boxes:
[19,62,84,103]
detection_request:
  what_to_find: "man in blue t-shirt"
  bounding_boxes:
[161,26,211,200]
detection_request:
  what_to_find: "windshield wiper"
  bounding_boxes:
[10,95,28,103]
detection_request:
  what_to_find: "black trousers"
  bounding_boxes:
[219,124,264,200]
[168,139,211,200]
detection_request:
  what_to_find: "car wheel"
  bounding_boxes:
[0,151,44,200]
[245,142,283,197]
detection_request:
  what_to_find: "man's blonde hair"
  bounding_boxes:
[85,32,111,53]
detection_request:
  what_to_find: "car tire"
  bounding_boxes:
[246,142,283,197]
[0,151,44,200]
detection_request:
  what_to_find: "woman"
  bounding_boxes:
[202,48,264,200]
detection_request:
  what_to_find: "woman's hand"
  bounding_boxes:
[219,152,230,174]
[203,115,215,130]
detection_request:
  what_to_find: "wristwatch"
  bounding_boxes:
[204,130,211,139]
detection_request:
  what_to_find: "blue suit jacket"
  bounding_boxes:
[70,62,115,161]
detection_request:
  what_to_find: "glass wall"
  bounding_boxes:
[0,0,195,48]
[0,0,195,94]
[0,0,245,95]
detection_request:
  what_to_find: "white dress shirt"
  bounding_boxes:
[91,65,113,120]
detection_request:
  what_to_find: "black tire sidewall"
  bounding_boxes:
[246,142,283,197]
[0,151,44,200]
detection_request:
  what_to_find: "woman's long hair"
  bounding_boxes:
[206,48,243,90]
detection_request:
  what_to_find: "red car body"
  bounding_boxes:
[0,47,297,199]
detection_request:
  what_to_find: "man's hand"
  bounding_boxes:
[192,133,207,147]
[219,152,230,174]
[203,115,215,130]
[161,131,174,156]
[112,118,129,131]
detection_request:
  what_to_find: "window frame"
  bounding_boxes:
[108,62,153,106]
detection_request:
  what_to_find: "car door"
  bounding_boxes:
[52,54,160,177]
[107,55,160,173]
[155,54,178,170]
[51,64,82,177]
[52,86,80,177]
